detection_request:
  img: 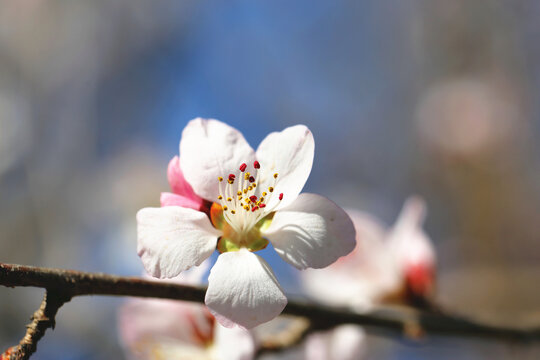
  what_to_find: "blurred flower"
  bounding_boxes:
[297,197,435,359]
[118,262,256,360]
[304,325,366,360]
[137,118,356,329]
[302,196,436,311]
[415,78,520,158]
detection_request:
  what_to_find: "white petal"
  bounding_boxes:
[213,324,256,360]
[263,193,356,270]
[305,325,366,360]
[180,118,256,201]
[255,125,314,209]
[137,206,221,278]
[205,249,287,329]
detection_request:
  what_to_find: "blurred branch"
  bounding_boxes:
[1,262,540,359]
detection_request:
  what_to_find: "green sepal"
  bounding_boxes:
[216,236,269,253]
[217,237,241,253]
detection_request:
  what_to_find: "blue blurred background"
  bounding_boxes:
[1,1,540,358]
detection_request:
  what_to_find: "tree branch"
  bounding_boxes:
[1,262,540,359]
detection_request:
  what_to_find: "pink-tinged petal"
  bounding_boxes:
[255,125,314,209]
[205,249,287,329]
[305,325,366,360]
[263,193,356,270]
[160,192,204,210]
[213,324,256,360]
[118,298,214,359]
[180,118,256,202]
[137,207,221,278]
[300,209,401,310]
[167,156,202,201]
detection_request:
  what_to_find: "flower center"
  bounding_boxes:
[212,161,284,252]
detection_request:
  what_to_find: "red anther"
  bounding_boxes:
[228,174,236,181]
[251,206,259,212]
[279,193,284,200]
[249,176,255,183]
[253,161,260,169]
[239,163,247,172]
[259,203,266,208]
[249,195,258,202]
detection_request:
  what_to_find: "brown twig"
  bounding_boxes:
[3,290,71,360]
[1,262,540,359]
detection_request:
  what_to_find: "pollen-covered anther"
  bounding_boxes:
[215,160,284,235]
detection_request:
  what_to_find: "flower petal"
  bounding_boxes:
[255,125,314,209]
[387,196,436,298]
[160,192,204,210]
[137,206,221,278]
[165,155,204,208]
[387,196,436,270]
[180,118,256,201]
[205,249,287,329]
[213,324,256,360]
[263,193,356,270]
